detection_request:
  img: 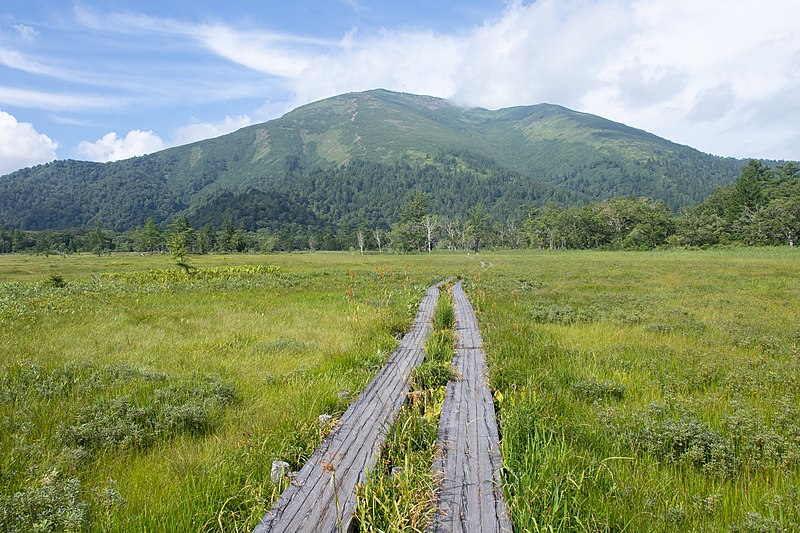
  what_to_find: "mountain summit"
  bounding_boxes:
[0,89,742,230]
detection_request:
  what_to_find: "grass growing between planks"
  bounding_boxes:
[0,253,476,532]
[469,248,800,532]
[355,284,457,532]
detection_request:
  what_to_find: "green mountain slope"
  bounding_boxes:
[0,89,743,230]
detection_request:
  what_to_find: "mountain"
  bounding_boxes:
[0,89,744,231]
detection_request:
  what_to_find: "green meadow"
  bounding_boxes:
[471,248,800,532]
[1,248,799,531]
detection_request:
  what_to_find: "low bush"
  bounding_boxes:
[0,470,87,533]
[61,376,238,453]
[571,379,625,402]
[631,411,733,476]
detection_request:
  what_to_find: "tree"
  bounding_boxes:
[466,203,490,252]
[733,159,769,216]
[230,224,248,252]
[390,191,430,252]
[167,216,195,273]
[195,223,216,254]
[758,196,800,246]
[356,229,365,254]
[423,214,438,252]
[373,227,383,253]
[137,217,162,253]
[87,221,110,256]
[220,218,236,252]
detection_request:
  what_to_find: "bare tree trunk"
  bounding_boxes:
[373,228,383,253]
[423,215,437,253]
[356,230,365,254]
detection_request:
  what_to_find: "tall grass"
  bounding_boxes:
[355,285,457,531]
[0,254,475,531]
[472,248,800,532]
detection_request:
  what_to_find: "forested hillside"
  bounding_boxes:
[0,90,743,232]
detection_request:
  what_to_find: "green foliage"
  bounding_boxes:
[525,197,674,250]
[475,249,800,531]
[466,203,491,252]
[432,289,455,331]
[86,221,110,256]
[0,90,744,234]
[61,376,238,453]
[0,252,457,531]
[411,361,456,390]
[167,215,195,272]
[44,274,67,289]
[356,284,456,530]
[390,191,430,252]
[134,217,163,253]
[0,470,87,533]
[570,379,625,402]
[675,159,800,247]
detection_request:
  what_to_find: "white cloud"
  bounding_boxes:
[291,29,461,106]
[195,25,314,79]
[75,130,165,162]
[0,86,128,110]
[12,24,39,42]
[0,47,65,78]
[37,1,800,160]
[282,0,800,159]
[171,114,253,145]
[0,110,57,175]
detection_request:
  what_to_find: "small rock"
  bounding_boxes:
[391,466,404,478]
[337,390,350,400]
[271,460,290,483]
[318,414,333,425]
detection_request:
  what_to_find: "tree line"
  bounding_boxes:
[2,160,797,256]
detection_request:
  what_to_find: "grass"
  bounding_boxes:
[469,248,800,532]
[355,284,456,531]
[3,248,800,531]
[0,252,474,532]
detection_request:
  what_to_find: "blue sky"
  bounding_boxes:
[1,0,799,175]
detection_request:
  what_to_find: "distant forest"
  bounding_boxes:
[1,160,797,255]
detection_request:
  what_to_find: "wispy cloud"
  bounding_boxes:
[0,46,66,78]
[0,86,131,111]
[12,24,39,43]
[4,0,800,171]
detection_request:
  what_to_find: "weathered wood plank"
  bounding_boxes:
[253,283,442,533]
[432,281,512,533]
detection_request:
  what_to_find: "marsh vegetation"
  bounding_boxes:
[1,248,798,531]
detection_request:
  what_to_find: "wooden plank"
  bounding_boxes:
[253,283,442,533]
[432,281,512,532]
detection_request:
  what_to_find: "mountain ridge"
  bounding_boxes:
[0,89,744,231]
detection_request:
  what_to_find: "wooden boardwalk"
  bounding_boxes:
[253,283,441,533]
[432,281,512,532]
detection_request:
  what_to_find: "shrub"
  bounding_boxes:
[632,413,733,476]
[0,470,87,533]
[571,379,625,402]
[530,304,585,324]
[43,275,67,289]
[60,376,238,453]
[730,512,789,533]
